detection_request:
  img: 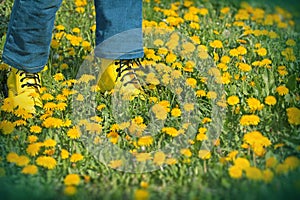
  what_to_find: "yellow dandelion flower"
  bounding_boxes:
[237,46,247,55]
[42,117,64,128]
[166,158,177,165]
[41,93,54,101]
[221,7,230,14]
[82,41,91,51]
[202,117,212,124]
[15,155,30,167]
[171,107,181,117]
[153,151,166,166]
[262,169,274,183]
[265,96,277,106]
[217,63,228,71]
[221,55,230,64]
[30,125,42,134]
[209,40,223,48]
[134,189,149,200]
[180,148,192,157]
[36,156,57,169]
[64,174,81,186]
[63,119,72,127]
[226,151,239,161]
[140,181,149,189]
[228,165,242,179]
[137,136,154,146]
[136,153,152,162]
[70,153,84,162]
[276,85,289,96]
[245,167,263,181]
[43,139,56,148]
[0,120,15,135]
[256,47,267,56]
[26,142,43,156]
[1,97,15,113]
[97,104,106,111]
[196,133,207,141]
[266,157,278,168]
[76,94,84,101]
[166,53,177,64]
[53,73,65,81]
[198,8,208,16]
[198,50,209,59]
[275,163,289,174]
[196,90,206,97]
[21,165,38,175]
[51,39,59,49]
[56,24,65,31]
[207,91,217,99]
[108,160,123,169]
[184,103,194,112]
[55,94,68,101]
[6,152,19,163]
[78,74,96,83]
[284,156,300,170]
[14,107,33,120]
[286,107,300,125]
[61,63,69,69]
[247,97,264,112]
[234,157,250,170]
[189,22,200,29]
[61,149,69,159]
[27,135,38,143]
[227,95,239,106]
[56,102,67,111]
[14,119,27,127]
[162,127,180,137]
[146,73,160,85]
[151,104,168,120]
[182,42,196,52]
[229,48,239,57]
[240,114,260,126]
[44,149,55,156]
[238,63,252,72]
[67,126,81,139]
[153,39,164,46]
[186,78,197,88]
[286,39,296,46]
[198,150,211,160]
[64,186,77,196]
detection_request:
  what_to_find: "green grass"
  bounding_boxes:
[0,0,300,199]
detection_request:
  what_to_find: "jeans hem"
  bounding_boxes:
[95,50,144,60]
[2,55,44,73]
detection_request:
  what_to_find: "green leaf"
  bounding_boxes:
[286,74,297,92]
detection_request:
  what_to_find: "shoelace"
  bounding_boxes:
[18,70,41,89]
[115,59,143,87]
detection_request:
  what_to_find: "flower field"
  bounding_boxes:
[0,0,300,199]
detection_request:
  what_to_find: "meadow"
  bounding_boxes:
[0,0,300,199]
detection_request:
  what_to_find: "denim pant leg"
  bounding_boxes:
[2,0,62,73]
[94,0,144,60]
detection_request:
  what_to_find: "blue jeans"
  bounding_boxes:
[2,0,144,73]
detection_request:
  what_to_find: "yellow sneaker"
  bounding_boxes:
[97,59,118,92]
[7,67,42,113]
[97,59,143,100]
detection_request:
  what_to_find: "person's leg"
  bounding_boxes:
[2,0,62,73]
[3,0,62,113]
[94,0,144,60]
[94,0,144,95]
